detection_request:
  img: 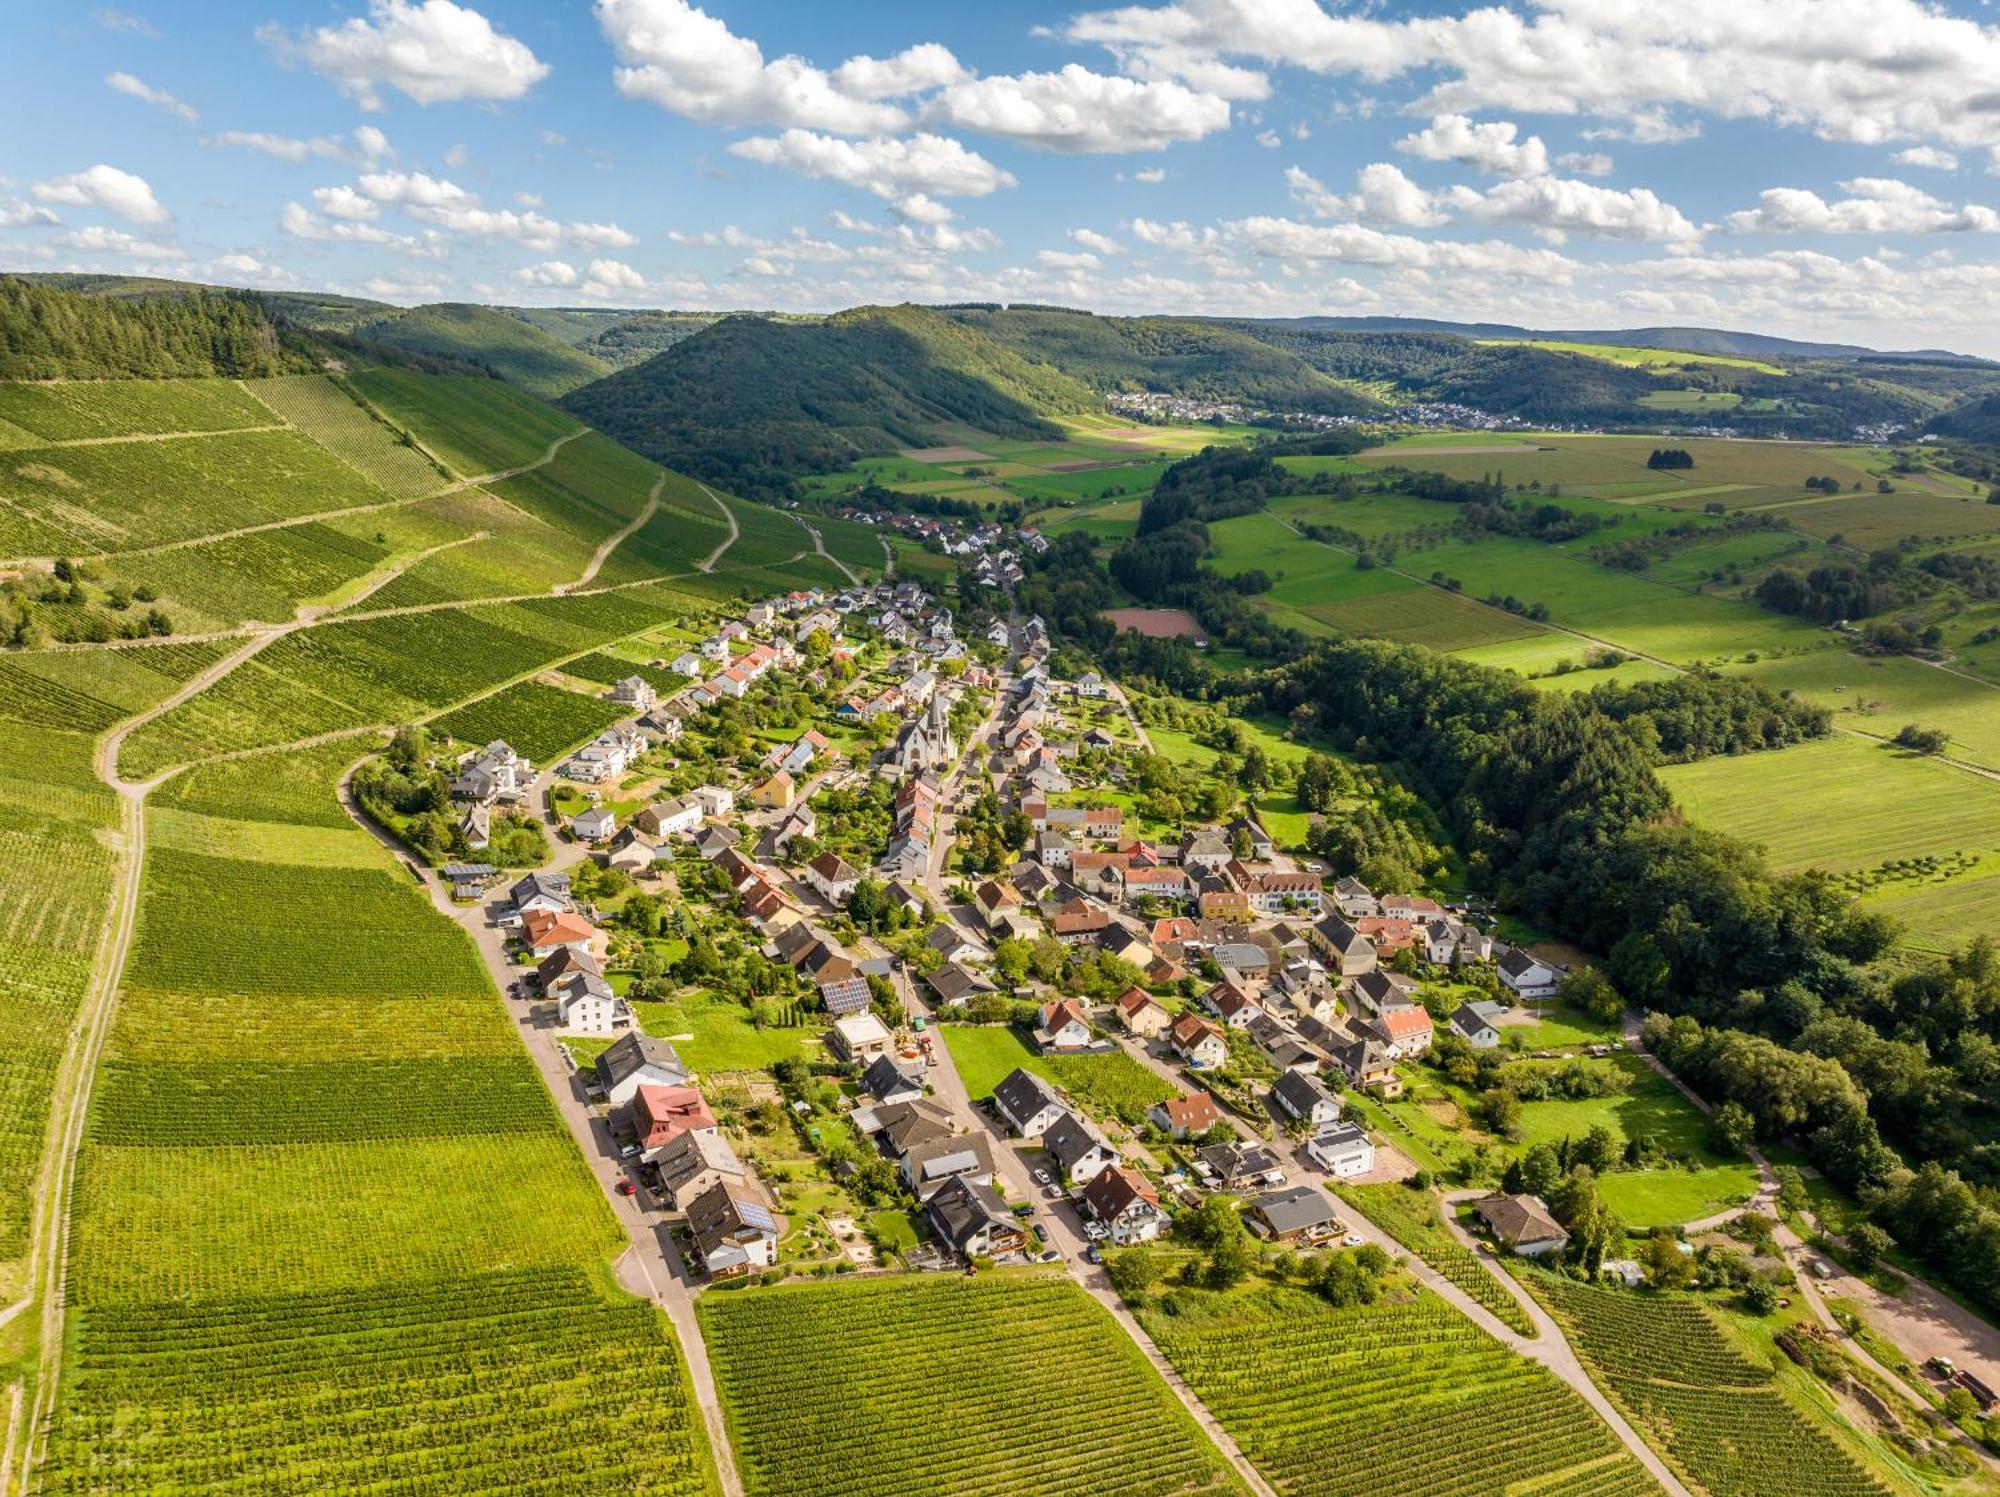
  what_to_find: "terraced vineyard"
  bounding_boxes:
[244,374,446,498]
[1140,1287,1656,1497]
[701,1273,1244,1497]
[1528,1276,1893,1497]
[1334,1183,1537,1336]
[433,679,629,762]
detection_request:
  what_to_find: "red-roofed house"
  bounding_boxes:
[631,1084,717,1158]
[1150,1090,1222,1140]
[1115,987,1172,1039]
[1035,998,1093,1053]
[1371,1005,1436,1059]
[520,909,603,960]
[1171,1012,1229,1069]
[1080,1165,1166,1244]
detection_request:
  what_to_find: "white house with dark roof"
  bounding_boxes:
[1306,1122,1375,1178]
[1041,1109,1119,1186]
[1271,1069,1342,1130]
[991,1068,1066,1138]
[1498,948,1563,1000]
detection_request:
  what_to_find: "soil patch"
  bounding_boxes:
[1102,607,1208,642]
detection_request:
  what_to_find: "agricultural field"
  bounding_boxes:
[1663,734,2000,952]
[343,369,580,477]
[1477,339,1787,375]
[54,739,718,1490]
[1529,1276,1902,1497]
[1333,1183,1535,1335]
[244,374,448,498]
[701,1273,1242,1497]
[1729,650,2000,772]
[1141,1286,1656,1497]
[0,377,276,441]
[433,679,629,762]
[1737,488,2000,549]
[940,1023,1174,1126]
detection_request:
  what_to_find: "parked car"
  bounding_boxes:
[1083,1222,1108,1242]
[1032,1168,1052,1185]
[1342,1232,1365,1248]
[1084,1244,1102,1264]
[618,1142,641,1160]
[615,1179,636,1197]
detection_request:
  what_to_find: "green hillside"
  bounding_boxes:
[562,303,1100,499]
[504,306,725,368]
[0,274,294,379]
[940,305,1381,414]
[351,303,611,399]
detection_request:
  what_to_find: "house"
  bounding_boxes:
[1306,1122,1375,1178]
[925,1175,1026,1259]
[1115,987,1172,1039]
[594,1033,690,1107]
[451,740,530,805]
[1225,816,1275,861]
[653,1128,746,1209]
[974,879,1021,931]
[606,827,660,873]
[899,1132,997,1201]
[1099,924,1154,970]
[458,804,491,852]
[1195,1142,1285,1189]
[1214,943,1272,985]
[829,1012,893,1064]
[555,973,632,1035]
[1474,1193,1572,1257]
[1079,1165,1167,1245]
[611,675,655,709]
[806,851,861,906]
[670,651,703,677]
[858,1097,957,1155]
[1271,1069,1343,1130]
[1123,866,1193,904]
[1205,981,1259,1029]
[991,1068,1068,1138]
[1150,1090,1221,1140]
[1348,969,1420,1019]
[636,798,702,839]
[686,1180,779,1278]
[1310,915,1378,978]
[536,945,599,992]
[927,961,994,1008]
[630,1084,718,1158]
[1074,672,1107,698]
[750,771,795,810]
[1370,1005,1435,1059]
[861,1054,925,1106]
[1499,948,1563,1000]
[521,909,601,961]
[1242,870,1323,917]
[1042,1109,1119,1186]
[1051,898,1113,945]
[815,955,873,1018]
[1035,998,1094,1053]
[1249,1186,1341,1245]
[1082,807,1124,841]
[1036,830,1074,869]
[691,785,735,818]
[571,807,616,844]
[1170,1013,1228,1070]
[1328,1033,1402,1098]
[925,925,989,968]
[1181,828,1232,872]
[510,871,573,918]
[1451,1000,1507,1050]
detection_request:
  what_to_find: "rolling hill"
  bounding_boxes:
[346,302,611,399]
[561,303,1101,499]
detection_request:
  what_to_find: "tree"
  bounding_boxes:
[1741,1277,1780,1315]
[1104,1245,1161,1301]
[1505,1142,1563,1199]
[1574,1123,1621,1177]
[1551,1168,1619,1278]
[1710,1101,1757,1158]
[1845,1221,1891,1272]
[1641,1228,1696,1290]
[1565,965,1624,1026]
[1480,1086,1522,1139]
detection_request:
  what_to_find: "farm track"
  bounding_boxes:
[692,483,738,572]
[798,516,862,587]
[37,423,291,448]
[558,473,661,594]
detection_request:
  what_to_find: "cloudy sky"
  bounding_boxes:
[13,0,2000,351]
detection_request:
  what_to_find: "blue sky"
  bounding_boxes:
[11,0,2000,351]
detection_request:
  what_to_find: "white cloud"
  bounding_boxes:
[52,226,187,261]
[1894,146,1958,171]
[729,130,1013,213]
[598,0,917,133]
[311,185,380,222]
[581,258,647,297]
[1131,167,1166,184]
[1065,0,2000,156]
[1255,129,1280,148]
[832,44,968,98]
[262,0,548,111]
[895,193,955,226]
[32,165,169,224]
[92,9,158,36]
[1037,248,1100,270]
[279,201,440,255]
[105,72,198,124]
[1556,151,1614,177]
[1459,176,1700,242]
[1225,214,1579,280]
[1727,177,2000,234]
[204,127,389,165]
[516,260,579,286]
[0,200,61,229]
[569,222,640,249]
[1396,114,1547,177]
[1071,227,1124,255]
[336,169,634,251]
[443,143,468,168]
[1286,163,1449,227]
[934,66,1230,153]
[515,192,545,208]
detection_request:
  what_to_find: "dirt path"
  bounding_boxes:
[41,422,291,448]
[692,483,738,573]
[559,475,661,594]
[332,763,744,1495]
[800,518,861,587]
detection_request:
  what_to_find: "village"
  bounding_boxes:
[391,570,1593,1290]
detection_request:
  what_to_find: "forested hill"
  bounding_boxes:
[560,304,1099,500]
[936,304,1380,415]
[0,275,295,379]
[345,303,610,400]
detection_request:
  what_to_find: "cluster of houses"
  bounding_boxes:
[849,1064,1023,1262]
[989,1068,1169,1246]
[825,504,1046,586]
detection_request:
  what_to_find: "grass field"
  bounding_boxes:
[1141,1285,1657,1497]
[1730,650,2000,771]
[1477,339,1786,375]
[701,1273,1241,1497]
[940,1023,1173,1126]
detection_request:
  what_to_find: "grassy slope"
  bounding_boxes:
[353,302,612,399]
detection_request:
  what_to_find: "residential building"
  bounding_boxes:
[1115,987,1171,1039]
[1249,1186,1341,1245]
[1499,948,1563,1000]
[861,1055,925,1106]
[1309,915,1378,978]
[1035,998,1094,1053]
[1171,1012,1228,1070]
[1474,1193,1572,1257]
[1271,1069,1342,1130]
[1370,1005,1435,1059]
[815,955,873,1018]
[991,1068,1067,1138]
[686,1181,779,1278]
[806,851,861,906]
[1306,1122,1375,1178]
[1451,1000,1507,1050]
[571,807,616,843]
[1041,1110,1119,1186]
[631,1084,718,1159]
[594,1033,690,1107]
[829,1012,893,1064]
[1150,1090,1221,1140]
[520,909,601,961]
[926,1175,1026,1259]
[1079,1165,1166,1244]
[899,1132,997,1201]
[555,973,631,1036]
[653,1128,746,1210]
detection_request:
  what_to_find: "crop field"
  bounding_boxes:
[716,492,810,567]
[1529,1277,1890,1497]
[433,679,628,762]
[112,519,394,626]
[43,1266,717,1497]
[1141,1286,1652,1497]
[359,489,599,607]
[1730,650,2000,772]
[1479,339,1786,375]
[1663,734,2000,950]
[244,374,446,498]
[940,1023,1173,1124]
[1333,1184,1535,1335]
[701,1273,1240,1497]
[54,731,716,1491]
[1363,436,1875,503]
[344,370,580,477]
[0,377,275,441]
[810,512,886,575]
[1037,496,1146,542]
[1308,586,1547,651]
[1636,390,1746,411]
[1738,488,2000,549]
[0,639,232,732]
[0,427,396,558]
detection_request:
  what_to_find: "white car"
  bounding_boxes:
[1031,1168,1052,1185]
[1342,1232,1365,1248]
[1083,1222,1109,1242]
